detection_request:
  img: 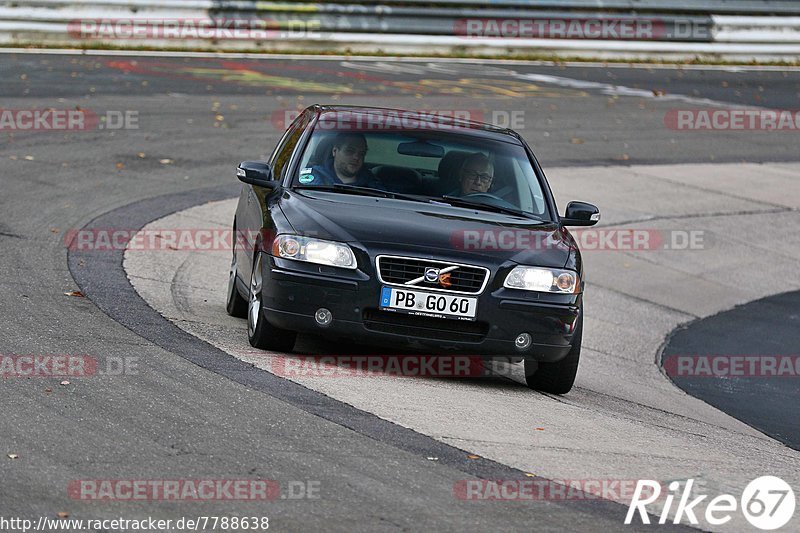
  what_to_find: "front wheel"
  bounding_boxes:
[226,245,248,318]
[524,315,582,394]
[247,253,297,352]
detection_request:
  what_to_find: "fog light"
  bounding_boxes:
[515,333,532,350]
[315,308,332,327]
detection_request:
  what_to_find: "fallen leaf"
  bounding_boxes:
[7,454,19,459]
[570,138,584,145]
[44,388,52,393]
[60,380,70,386]
[535,427,545,431]
[525,473,536,477]
[467,455,481,459]
[137,152,146,158]
[116,162,124,170]
[50,228,60,233]
[57,512,69,519]
[64,290,84,297]
[159,159,173,165]
[215,114,224,121]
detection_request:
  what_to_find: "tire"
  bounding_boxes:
[247,253,297,352]
[524,314,582,394]
[226,242,248,318]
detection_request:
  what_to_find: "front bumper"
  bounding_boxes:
[259,254,581,362]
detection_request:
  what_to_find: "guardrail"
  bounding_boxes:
[2,0,800,60]
[13,0,800,15]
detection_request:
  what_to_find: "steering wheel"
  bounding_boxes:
[462,192,505,202]
[461,192,521,211]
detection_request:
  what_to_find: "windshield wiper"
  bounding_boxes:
[439,195,543,221]
[295,184,428,203]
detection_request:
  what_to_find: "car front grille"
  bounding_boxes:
[376,256,489,294]
[362,309,489,343]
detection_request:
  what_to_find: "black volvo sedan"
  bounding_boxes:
[226,105,599,393]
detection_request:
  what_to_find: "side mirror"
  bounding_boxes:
[237,161,277,189]
[561,201,600,226]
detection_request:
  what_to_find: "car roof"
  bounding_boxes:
[310,105,525,145]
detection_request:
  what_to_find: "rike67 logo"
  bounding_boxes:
[626,476,795,530]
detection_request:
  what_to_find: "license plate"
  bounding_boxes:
[379,287,477,321]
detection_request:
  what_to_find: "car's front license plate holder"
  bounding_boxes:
[379,286,477,321]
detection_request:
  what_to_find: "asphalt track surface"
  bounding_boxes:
[662,290,800,451]
[2,51,800,531]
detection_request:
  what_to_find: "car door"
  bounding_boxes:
[237,111,310,285]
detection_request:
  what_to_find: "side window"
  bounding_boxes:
[270,112,308,181]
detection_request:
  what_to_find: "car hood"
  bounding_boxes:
[279,190,575,268]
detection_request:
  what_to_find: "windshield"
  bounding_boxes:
[290,115,551,220]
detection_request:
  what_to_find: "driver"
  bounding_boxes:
[305,133,382,188]
[455,153,494,196]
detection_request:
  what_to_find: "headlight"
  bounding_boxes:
[271,235,357,269]
[503,266,579,294]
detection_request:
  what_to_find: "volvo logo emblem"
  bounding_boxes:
[424,267,440,283]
